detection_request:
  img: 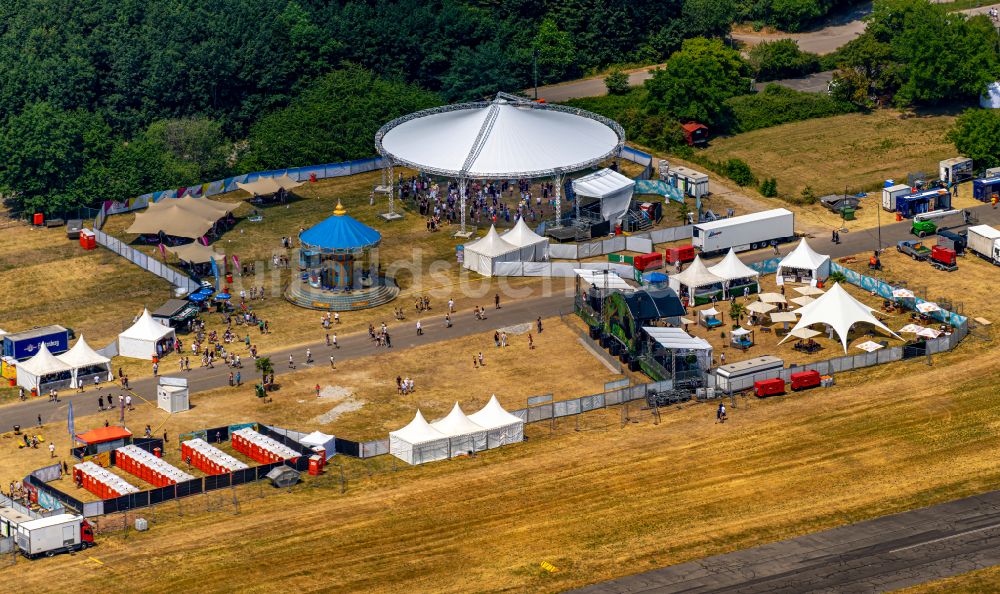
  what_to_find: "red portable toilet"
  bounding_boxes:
[790,370,822,391]
[308,456,321,476]
[754,378,786,397]
[309,172,317,183]
[154,447,162,458]
[33,213,44,226]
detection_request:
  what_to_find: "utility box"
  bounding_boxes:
[157,377,189,413]
[882,184,911,212]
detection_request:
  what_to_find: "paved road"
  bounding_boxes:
[5,291,574,434]
[733,1,1000,53]
[571,488,1000,593]
[534,64,665,103]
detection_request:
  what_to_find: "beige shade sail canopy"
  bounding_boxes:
[236,174,303,196]
[167,242,225,264]
[126,203,217,238]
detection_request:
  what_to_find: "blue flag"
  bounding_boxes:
[210,256,221,291]
[67,401,75,443]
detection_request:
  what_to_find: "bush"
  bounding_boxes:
[723,159,756,186]
[759,177,778,197]
[948,108,1000,170]
[747,39,821,81]
[566,89,687,152]
[604,69,631,95]
[725,84,858,133]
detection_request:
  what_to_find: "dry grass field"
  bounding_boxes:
[700,109,958,200]
[4,334,1000,593]
[899,566,1000,593]
[0,218,174,348]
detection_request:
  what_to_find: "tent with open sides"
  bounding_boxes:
[776,239,830,286]
[708,248,760,297]
[15,342,73,392]
[167,242,225,265]
[389,410,450,465]
[668,256,724,304]
[118,309,176,360]
[236,174,303,197]
[58,335,112,386]
[502,217,549,261]
[571,168,636,225]
[125,203,218,239]
[779,283,900,352]
[431,403,489,456]
[462,225,521,276]
[467,395,525,449]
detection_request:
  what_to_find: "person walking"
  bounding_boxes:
[37,414,42,428]
[416,320,423,336]
[289,354,295,369]
[315,384,321,398]
[528,333,534,350]
[98,395,104,411]
[332,333,338,348]
[306,348,313,363]
[536,317,543,333]
[448,298,455,313]
[330,356,336,370]
[717,402,727,423]
[326,333,331,347]
[49,443,56,458]
[125,394,133,410]
[494,293,501,309]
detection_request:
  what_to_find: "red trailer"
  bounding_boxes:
[633,252,663,271]
[754,378,786,397]
[790,370,821,391]
[929,245,958,271]
[665,245,695,265]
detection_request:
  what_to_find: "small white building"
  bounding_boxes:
[157,377,190,413]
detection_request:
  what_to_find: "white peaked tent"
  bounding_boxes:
[118,309,176,360]
[467,395,525,449]
[16,343,73,392]
[779,283,900,352]
[708,249,760,295]
[389,410,451,465]
[669,255,724,297]
[777,239,830,285]
[502,218,549,261]
[462,225,521,276]
[572,168,636,224]
[431,403,489,456]
[58,336,112,385]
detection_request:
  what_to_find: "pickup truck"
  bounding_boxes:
[896,240,931,260]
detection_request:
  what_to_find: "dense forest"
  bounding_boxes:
[0,0,994,215]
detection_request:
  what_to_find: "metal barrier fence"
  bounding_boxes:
[0,494,46,519]
[91,228,200,292]
[0,537,12,554]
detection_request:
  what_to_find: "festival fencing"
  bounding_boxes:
[91,228,200,292]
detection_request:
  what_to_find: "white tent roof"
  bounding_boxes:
[671,256,724,289]
[789,327,821,339]
[575,269,634,291]
[377,94,624,179]
[779,283,900,352]
[643,327,712,350]
[790,296,815,307]
[572,168,635,199]
[759,292,786,304]
[465,225,520,258]
[468,395,524,430]
[746,301,776,314]
[119,309,175,342]
[58,336,110,368]
[431,403,487,437]
[502,218,548,248]
[18,342,72,377]
[731,327,753,337]
[299,431,335,447]
[795,286,825,296]
[856,340,884,352]
[707,249,759,281]
[390,410,448,445]
[770,311,799,323]
[778,238,830,271]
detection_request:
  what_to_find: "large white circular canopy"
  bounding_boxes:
[376,94,625,179]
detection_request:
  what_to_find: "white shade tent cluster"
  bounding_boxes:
[707,249,760,296]
[12,335,114,392]
[776,239,831,286]
[118,309,176,360]
[668,255,724,297]
[462,222,550,277]
[389,396,524,465]
[779,283,900,352]
[572,168,635,224]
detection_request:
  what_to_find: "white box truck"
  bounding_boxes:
[692,208,794,254]
[967,225,1000,265]
[882,184,911,211]
[15,513,94,559]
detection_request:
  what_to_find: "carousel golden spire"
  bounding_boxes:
[334,200,347,216]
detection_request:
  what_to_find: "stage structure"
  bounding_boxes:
[375,92,625,237]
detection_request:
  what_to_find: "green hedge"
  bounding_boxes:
[725,84,857,133]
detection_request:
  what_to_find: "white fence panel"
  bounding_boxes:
[522,262,552,276]
[493,261,524,276]
[579,241,603,258]
[549,263,579,277]
[548,244,579,259]
[626,236,653,253]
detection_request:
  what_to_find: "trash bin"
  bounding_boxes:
[309,172,317,183]
[841,207,855,221]
[33,213,44,226]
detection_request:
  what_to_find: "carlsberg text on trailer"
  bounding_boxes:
[692,209,795,254]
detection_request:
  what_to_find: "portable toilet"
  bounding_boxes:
[882,184,911,212]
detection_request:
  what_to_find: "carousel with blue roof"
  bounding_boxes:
[285,200,399,311]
